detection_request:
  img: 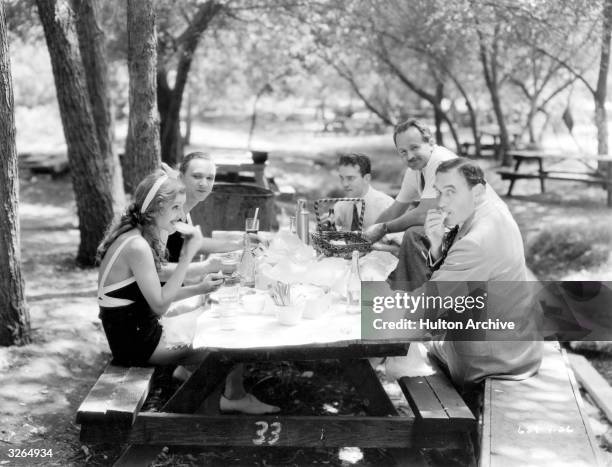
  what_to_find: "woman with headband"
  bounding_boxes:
[96,171,280,414]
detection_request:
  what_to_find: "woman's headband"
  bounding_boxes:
[140,175,168,214]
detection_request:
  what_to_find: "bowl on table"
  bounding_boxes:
[274,302,305,326]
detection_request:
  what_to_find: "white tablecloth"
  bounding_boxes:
[192,301,360,350]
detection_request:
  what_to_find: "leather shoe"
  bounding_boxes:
[219,393,280,414]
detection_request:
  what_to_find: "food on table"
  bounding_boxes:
[174,221,192,235]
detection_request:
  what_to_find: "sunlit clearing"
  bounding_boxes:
[338,447,364,464]
[322,403,338,414]
[20,203,72,218]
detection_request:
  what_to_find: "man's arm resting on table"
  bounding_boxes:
[385,197,438,233]
[365,198,437,243]
[375,200,410,224]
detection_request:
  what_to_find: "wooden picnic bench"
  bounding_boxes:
[479,342,604,467]
[496,151,612,206]
[18,152,69,176]
[76,365,155,444]
[76,343,477,466]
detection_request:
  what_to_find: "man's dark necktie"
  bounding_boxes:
[420,172,426,191]
[432,225,459,271]
[350,203,361,231]
[443,225,459,252]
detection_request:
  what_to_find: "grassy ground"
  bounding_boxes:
[1,121,611,465]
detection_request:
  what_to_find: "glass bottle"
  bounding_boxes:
[296,198,310,244]
[346,250,362,314]
[238,233,256,287]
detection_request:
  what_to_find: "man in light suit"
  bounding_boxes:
[406,158,543,392]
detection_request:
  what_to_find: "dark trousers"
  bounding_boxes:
[390,226,432,291]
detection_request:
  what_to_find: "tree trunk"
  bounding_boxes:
[476,29,511,165]
[184,90,192,147]
[488,82,510,164]
[526,103,537,144]
[124,0,161,191]
[441,112,462,155]
[0,2,29,346]
[595,0,612,162]
[433,82,444,145]
[37,0,115,266]
[445,73,480,156]
[248,83,274,149]
[157,63,181,167]
[158,86,182,167]
[247,92,263,150]
[73,0,125,210]
[157,0,223,166]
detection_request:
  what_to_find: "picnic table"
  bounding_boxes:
[460,125,521,158]
[75,230,605,465]
[496,150,612,206]
[81,299,477,466]
[77,238,477,465]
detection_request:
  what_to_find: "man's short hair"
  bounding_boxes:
[436,157,486,187]
[338,152,371,177]
[179,151,214,174]
[393,119,433,145]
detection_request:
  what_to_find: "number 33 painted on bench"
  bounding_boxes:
[252,421,282,445]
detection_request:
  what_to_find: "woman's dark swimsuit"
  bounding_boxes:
[98,236,162,366]
[166,230,184,263]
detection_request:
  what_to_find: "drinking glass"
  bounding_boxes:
[245,217,259,234]
[216,277,241,330]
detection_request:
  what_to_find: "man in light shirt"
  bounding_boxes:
[364,119,457,287]
[332,153,394,231]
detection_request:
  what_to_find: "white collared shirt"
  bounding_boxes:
[334,185,394,230]
[396,145,457,203]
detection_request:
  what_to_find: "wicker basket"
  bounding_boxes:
[310,198,372,258]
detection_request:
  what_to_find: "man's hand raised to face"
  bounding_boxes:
[424,209,446,260]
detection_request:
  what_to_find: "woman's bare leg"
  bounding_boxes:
[223,364,247,399]
[149,334,279,413]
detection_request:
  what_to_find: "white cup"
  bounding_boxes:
[219,303,240,331]
[275,303,304,326]
[242,294,266,314]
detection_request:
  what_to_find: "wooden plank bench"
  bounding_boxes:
[399,366,477,454]
[497,169,611,197]
[568,353,612,423]
[76,364,155,444]
[497,151,612,205]
[461,142,500,158]
[480,342,604,467]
